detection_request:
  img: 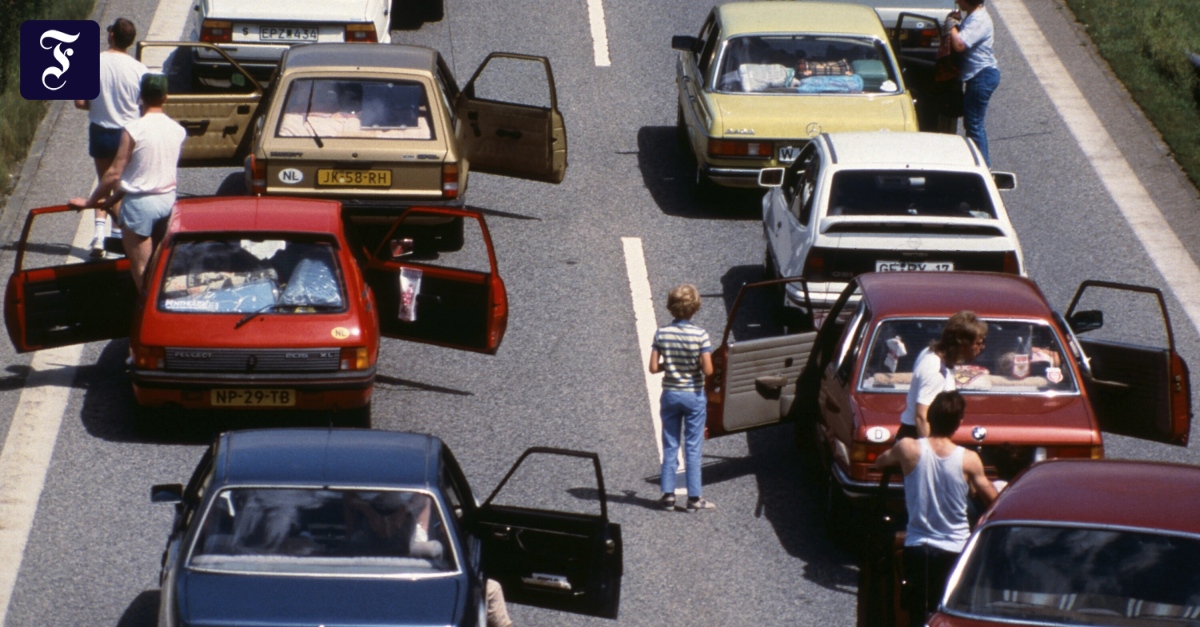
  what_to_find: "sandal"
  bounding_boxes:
[659,494,676,510]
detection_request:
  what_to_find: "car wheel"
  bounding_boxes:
[695,164,717,197]
[423,0,444,22]
[763,246,776,280]
[676,105,689,150]
[134,404,167,439]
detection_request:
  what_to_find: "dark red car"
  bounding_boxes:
[861,458,1200,626]
[4,197,507,429]
[703,272,1191,527]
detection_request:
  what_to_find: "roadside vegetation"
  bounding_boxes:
[0,0,93,195]
[1063,0,1200,188]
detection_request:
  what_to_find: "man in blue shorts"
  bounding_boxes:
[70,73,186,291]
[74,18,148,257]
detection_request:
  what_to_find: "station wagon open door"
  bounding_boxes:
[705,279,818,438]
[477,447,622,619]
[363,207,508,354]
[1065,280,1192,446]
[4,205,137,353]
[457,53,567,184]
[136,42,263,166]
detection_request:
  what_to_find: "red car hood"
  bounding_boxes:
[856,392,1099,446]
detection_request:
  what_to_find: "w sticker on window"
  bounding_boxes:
[20,20,100,101]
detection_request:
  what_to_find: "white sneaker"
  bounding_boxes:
[89,235,106,258]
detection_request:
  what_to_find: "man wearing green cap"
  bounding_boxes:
[70,72,186,291]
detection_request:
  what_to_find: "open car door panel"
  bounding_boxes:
[364,207,507,353]
[4,205,135,353]
[893,13,942,132]
[457,53,567,184]
[706,279,816,438]
[477,448,622,619]
[136,42,262,166]
[1066,280,1192,446]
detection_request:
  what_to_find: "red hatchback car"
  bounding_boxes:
[857,458,1200,627]
[4,197,507,428]
[702,272,1191,525]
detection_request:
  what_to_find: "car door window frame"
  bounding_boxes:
[834,302,870,383]
[696,17,721,87]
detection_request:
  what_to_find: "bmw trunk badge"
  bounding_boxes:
[971,426,988,442]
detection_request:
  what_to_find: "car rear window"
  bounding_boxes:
[945,524,1200,625]
[828,170,997,219]
[859,318,1078,394]
[716,35,899,94]
[189,488,456,576]
[159,238,345,314]
[276,78,435,140]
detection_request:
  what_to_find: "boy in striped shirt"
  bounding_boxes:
[649,285,715,512]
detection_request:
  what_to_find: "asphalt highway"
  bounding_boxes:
[1,0,1200,625]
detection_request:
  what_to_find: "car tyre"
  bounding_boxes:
[676,105,690,151]
[340,403,372,429]
[423,0,444,22]
[134,404,168,439]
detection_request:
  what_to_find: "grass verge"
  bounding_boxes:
[1062,0,1200,189]
[0,0,95,195]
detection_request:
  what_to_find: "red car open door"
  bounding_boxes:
[1065,280,1192,446]
[363,207,507,354]
[4,205,136,353]
[705,278,817,438]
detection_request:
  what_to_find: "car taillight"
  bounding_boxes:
[200,20,233,44]
[708,139,774,158]
[487,275,508,351]
[1038,445,1104,460]
[244,154,267,195]
[340,347,369,370]
[1002,251,1020,275]
[344,23,378,42]
[850,441,890,464]
[132,346,165,370]
[918,28,939,47]
[442,163,459,199]
[803,250,826,280]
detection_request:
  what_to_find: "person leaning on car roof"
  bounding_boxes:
[874,391,998,627]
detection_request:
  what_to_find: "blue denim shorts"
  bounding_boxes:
[88,123,123,160]
[118,192,175,238]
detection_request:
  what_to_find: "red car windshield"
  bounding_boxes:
[944,524,1200,625]
[158,238,345,314]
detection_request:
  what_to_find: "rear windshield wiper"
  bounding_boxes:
[234,302,342,329]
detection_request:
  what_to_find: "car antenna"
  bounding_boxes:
[303,80,324,148]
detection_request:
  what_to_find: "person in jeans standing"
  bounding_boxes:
[74,18,148,257]
[874,391,998,626]
[649,284,715,512]
[947,0,999,165]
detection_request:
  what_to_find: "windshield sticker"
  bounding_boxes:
[880,80,897,92]
[162,299,221,312]
[398,267,422,321]
[1046,367,1063,384]
[331,326,350,339]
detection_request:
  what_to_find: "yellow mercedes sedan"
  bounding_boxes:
[673,2,919,189]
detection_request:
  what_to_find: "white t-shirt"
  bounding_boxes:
[89,50,149,129]
[900,347,955,426]
[120,112,186,195]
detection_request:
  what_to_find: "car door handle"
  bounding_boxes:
[490,526,512,540]
[179,120,209,136]
[496,128,522,140]
[236,104,251,114]
[222,125,238,136]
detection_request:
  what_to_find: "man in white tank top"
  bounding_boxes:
[874,391,997,626]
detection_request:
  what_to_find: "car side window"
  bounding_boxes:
[441,467,465,522]
[833,303,869,382]
[787,144,819,224]
[435,56,460,127]
[797,148,822,226]
[697,17,721,84]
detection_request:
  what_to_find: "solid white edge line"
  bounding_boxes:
[586,0,612,67]
[998,0,1200,337]
[0,0,195,622]
[0,217,91,626]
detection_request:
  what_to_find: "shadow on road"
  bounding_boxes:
[116,589,159,627]
[636,126,764,220]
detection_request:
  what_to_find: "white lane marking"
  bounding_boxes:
[0,217,91,626]
[586,0,611,67]
[0,0,195,622]
[622,238,686,491]
[999,0,1200,337]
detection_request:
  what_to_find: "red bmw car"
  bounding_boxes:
[4,197,507,429]
[703,272,1191,529]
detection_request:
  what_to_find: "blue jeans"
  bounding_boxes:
[660,389,706,497]
[963,66,1000,166]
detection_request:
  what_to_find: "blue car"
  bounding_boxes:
[151,429,623,626]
